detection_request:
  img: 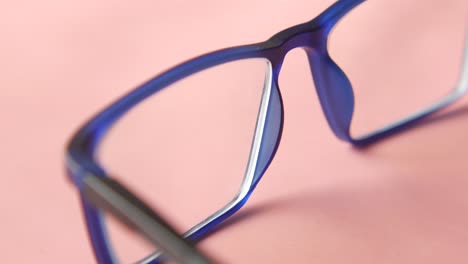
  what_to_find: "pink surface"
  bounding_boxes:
[2,0,468,263]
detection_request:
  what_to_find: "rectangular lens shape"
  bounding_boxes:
[98,58,271,263]
[329,1,468,137]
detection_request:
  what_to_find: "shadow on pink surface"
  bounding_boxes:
[198,144,468,263]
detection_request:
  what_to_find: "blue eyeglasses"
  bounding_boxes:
[66,0,468,263]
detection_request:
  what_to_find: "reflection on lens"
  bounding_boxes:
[98,58,271,263]
[329,1,467,137]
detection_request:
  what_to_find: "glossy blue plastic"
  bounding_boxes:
[66,0,467,263]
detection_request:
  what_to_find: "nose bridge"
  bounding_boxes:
[261,0,365,141]
[268,27,354,141]
[282,26,328,52]
[267,28,326,78]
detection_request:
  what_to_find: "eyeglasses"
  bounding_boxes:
[66,0,468,263]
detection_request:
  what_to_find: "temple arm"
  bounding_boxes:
[82,175,215,264]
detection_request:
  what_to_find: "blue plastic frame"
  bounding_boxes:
[66,0,467,263]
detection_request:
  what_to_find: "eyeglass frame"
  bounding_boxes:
[65,0,468,263]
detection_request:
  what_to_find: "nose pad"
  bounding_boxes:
[251,77,284,187]
[306,49,355,141]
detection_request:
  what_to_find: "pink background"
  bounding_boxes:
[2,0,468,263]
